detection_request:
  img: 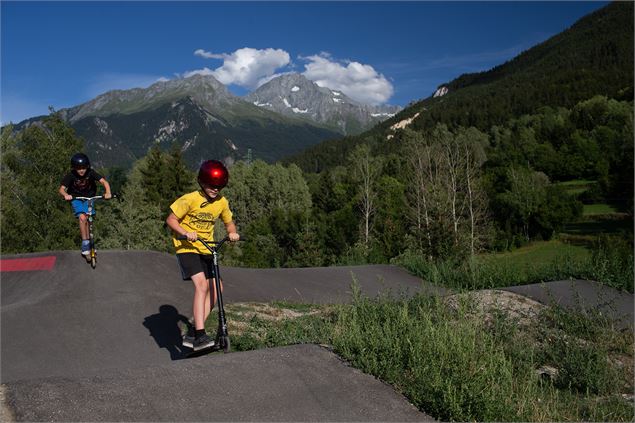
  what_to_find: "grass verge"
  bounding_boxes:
[204,287,634,422]
[393,237,633,292]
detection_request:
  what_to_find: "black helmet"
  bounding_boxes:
[198,160,229,188]
[70,153,90,169]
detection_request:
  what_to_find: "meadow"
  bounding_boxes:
[205,286,633,422]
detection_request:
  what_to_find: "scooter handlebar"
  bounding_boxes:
[175,235,245,243]
[71,194,118,201]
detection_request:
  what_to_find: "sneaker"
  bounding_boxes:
[193,334,215,351]
[182,335,195,349]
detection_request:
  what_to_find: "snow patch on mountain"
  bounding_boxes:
[253,100,273,107]
[245,72,402,135]
[433,86,449,97]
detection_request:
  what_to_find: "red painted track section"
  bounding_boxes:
[0,256,56,272]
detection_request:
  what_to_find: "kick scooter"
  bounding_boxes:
[72,195,115,269]
[177,235,243,355]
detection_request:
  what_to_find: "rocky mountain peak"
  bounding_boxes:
[64,74,236,123]
[246,73,400,135]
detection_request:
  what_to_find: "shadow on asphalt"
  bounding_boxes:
[142,304,192,361]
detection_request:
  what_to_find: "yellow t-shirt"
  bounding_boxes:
[170,190,233,255]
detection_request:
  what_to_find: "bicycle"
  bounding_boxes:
[176,235,243,354]
[72,195,115,269]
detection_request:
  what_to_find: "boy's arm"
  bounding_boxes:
[225,221,240,242]
[166,212,198,242]
[59,185,72,201]
[98,178,112,199]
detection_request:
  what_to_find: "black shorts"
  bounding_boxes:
[176,253,217,281]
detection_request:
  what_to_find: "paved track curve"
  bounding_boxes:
[1,250,632,421]
[1,250,437,422]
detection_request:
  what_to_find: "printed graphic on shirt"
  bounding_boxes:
[72,177,91,193]
[190,212,215,231]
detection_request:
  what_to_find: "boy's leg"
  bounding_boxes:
[191,272,216,350]
[78,213,89,240]
[78,214,90,255]
[210,278,224,309]
[71,199,91,254]
[191,272,211,330]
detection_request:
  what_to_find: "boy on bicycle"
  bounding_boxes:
[166,160,240,351]
[58,153,112,256]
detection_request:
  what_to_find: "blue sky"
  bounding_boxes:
[1,1,608,125]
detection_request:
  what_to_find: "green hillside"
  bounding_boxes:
[286,1,633,172]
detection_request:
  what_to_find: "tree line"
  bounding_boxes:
[1,94,632,268]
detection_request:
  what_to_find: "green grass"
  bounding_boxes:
[556,180,598,197]
[202,289,634,422]
[583,203,621,215]
[394,236,633,292]
[392,241,592,291]
[564,218,632,236]
[479,240,590,267]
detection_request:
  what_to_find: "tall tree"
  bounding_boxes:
[1,113,83,253]
[97,161,169,251]
[349,144,382,250]
[140,143,195,217]
[402,124,489,259]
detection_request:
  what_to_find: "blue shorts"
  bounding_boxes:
[71,199,95,217]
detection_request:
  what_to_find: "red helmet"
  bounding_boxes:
[198,160,229,188]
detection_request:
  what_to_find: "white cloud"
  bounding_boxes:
[194,49,226,60]
[189,47,291,89]
[302,53,393,105]
[187,48,394,105]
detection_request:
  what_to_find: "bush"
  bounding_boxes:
[590,235,634,292]
[332,290,519,421]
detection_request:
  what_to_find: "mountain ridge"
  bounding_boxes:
[285,1,634,172]
[9,72,399,168]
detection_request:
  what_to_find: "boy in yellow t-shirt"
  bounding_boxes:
[166,160,240,351]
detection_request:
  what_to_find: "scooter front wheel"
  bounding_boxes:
[90,255,96,269]
[221,336,230,353]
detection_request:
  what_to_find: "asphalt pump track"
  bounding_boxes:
[1,250,632,421]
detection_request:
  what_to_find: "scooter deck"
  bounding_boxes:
[184,344,220,358]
